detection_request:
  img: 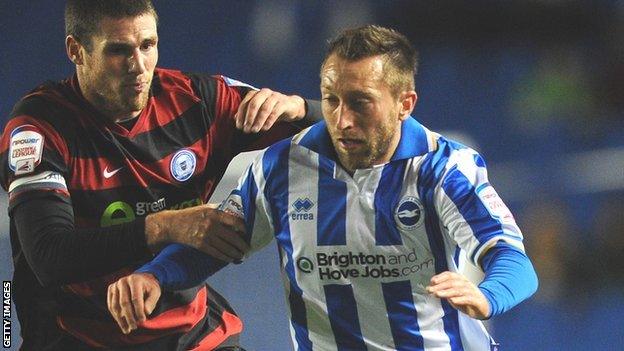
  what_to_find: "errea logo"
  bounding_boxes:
[291,197,314,220]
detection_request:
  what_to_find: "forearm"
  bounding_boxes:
[13,197,151,287]
[136,243,227,291]
[478,242,539,318]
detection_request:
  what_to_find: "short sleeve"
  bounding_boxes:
[433,147,525,267]
[219,151,275,254]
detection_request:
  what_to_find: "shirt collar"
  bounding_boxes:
[297,116,431,162]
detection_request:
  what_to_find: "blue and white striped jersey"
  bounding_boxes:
[221,118,525,351]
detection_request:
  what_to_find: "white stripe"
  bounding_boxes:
[349,166,396,349]
[415,294,452,350]
[287,144,338,351]
[8,171,67,193]
[249,154,276,254]
[353,283,396,350]
[458,312,493,351]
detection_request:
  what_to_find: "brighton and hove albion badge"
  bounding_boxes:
[170,149,196,182]
[394,196,424,230]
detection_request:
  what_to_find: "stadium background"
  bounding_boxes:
[1,0,622,349]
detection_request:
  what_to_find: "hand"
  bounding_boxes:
[426,271,490,319]
[145,205,249,262]
[234,88,306,133]
[107,273,161,334]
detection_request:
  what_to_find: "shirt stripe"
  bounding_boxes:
[374,162,408,245]
[263,141,313,350]
[418,139,464,351]
[382,280,424,349]
[324,284,367,350]
[317,157,347,246]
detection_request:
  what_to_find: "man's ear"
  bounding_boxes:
[66,35,85,65]
[398,90,417,121]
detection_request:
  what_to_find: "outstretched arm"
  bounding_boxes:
[107,243,222,334]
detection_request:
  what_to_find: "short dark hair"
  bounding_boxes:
[65,0,158,51]
[322,25,418,94]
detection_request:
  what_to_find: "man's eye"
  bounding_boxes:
[108,46,130,55]
[322,96,338,104]
[351,99,369,109]
[141,42,156,51]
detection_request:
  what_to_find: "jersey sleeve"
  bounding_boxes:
[219,152,275,254]
[0,113,71,211]
[433,146,525,267]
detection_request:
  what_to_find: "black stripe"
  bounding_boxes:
[70,185,203,221]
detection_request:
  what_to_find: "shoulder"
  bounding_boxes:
[418,132,486,186]
[5,80,75,140]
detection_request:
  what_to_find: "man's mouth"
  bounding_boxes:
[124,80,148,94]
[337,138,365,149]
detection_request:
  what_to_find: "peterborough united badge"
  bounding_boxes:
[170,149,196,182]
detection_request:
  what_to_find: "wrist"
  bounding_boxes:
[145,211,170,249]
[292,95,306,120]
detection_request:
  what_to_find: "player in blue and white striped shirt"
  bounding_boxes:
[108,25,538,351]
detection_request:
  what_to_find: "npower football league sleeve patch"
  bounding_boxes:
[9,125,44,175]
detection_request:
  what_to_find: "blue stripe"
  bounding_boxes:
[238,166,258,244]
[324,284,367,350]
[297,121,337,159]
[263,140,313,350]
[440,165,505,264]
[391,117,430,161]
[382,280,424,349]
[317,157,347,246]
[417,139,464,351]
[374,162,407,245]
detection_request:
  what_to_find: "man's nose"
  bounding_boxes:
[336,104,355,130]
[128,49,147,74]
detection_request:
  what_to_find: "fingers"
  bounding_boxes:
[427,272,466,299]
[425,271,490,319]
[144,287,160,316]
[118,280,139,333]
[234,90,258,130]
[129,279,146,323]
[107,281,133,334]
[107,274,162,335]
[217,209,246,233]
[235,88,298,133]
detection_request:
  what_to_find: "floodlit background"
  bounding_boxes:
[1,1,623,350]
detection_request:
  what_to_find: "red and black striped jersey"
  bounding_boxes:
[0,68,310,349]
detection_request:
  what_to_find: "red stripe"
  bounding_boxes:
[58,286,209,348]
[189,310,243,351]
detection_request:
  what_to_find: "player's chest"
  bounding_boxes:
[274,162,436,285]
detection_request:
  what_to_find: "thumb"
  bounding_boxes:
[144,288,161,316]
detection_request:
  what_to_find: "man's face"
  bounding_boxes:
[77,14,158,121]
[321,54,410,173]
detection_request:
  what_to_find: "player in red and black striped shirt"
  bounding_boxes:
[0,1,321,350]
